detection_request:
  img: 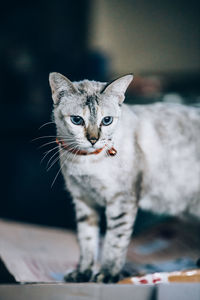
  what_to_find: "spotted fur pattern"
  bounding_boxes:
[49,72,200,283]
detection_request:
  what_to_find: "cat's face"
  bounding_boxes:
[49,73,133,153]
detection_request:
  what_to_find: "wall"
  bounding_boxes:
[88,0,200,75]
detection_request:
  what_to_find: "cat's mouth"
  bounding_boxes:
[56,138,105,155]
[56,138,117,156]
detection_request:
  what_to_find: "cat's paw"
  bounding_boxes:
[64,269,92,283]
[93,271,120,284]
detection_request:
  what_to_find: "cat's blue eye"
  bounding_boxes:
[101,116,113,126]
[70,115,84,126]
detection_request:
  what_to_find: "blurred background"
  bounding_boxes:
[0,0,200,231]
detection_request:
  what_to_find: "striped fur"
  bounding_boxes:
[49,72,200,283]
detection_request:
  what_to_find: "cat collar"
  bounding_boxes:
[56,138,117,156]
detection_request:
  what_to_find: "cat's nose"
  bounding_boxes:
[88,137,98,145]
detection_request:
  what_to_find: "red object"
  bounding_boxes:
[139,279,148,284]
[153,278,161,283]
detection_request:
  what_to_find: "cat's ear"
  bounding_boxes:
[103,74,133,104]
[49,72,78,104]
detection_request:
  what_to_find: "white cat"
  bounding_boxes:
[49,72,200,283]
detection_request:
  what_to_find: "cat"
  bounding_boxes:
[49,72,200,283]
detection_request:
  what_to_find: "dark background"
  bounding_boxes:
[0,0,200,230]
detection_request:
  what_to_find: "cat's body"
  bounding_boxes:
[49,73,200,283]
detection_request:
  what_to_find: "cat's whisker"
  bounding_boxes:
[62,138,78,144]
[32,136,57,142]
[46,148,61,168]
[58,135,78,139]
[47,150,65,172]
[47,143,79,171]
[61,144,79,166]
[47,146,73,171]
[71,146,80,164]
[32,135,75,142]
[105,149,109,159]
[64,147,80,174]
[62,140,81,148]
[38,140,58,149]
[51,161,65,188]
[40,145,59,164]
[38,121,55,130]
[50,148,77,188]
[104,144,111,158]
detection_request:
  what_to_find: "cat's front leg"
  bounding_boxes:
[94,194,137,283]
[64,198,99,282]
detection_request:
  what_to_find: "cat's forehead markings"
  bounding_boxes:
[84,95,99,123]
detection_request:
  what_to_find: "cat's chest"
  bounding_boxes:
[70,173,107,206]
[64,155,130,206]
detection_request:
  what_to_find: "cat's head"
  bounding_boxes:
[49,72,133,153]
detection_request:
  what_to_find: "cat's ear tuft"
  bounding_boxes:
[103,74,133,104]
[49,72,77,104]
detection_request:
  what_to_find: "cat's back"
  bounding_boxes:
[130,102,200,124]
[129,102,200,145]
[128,102,200,217]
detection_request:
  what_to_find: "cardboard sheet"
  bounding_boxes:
[1,218,200,283]
[0,219,79,283]
[0,219,200,300]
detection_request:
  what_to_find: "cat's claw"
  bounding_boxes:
[93,272,120,283]
[64,269,92,283]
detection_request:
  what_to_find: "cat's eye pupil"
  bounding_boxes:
[70,115,84,125]
[102,116,113,126]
